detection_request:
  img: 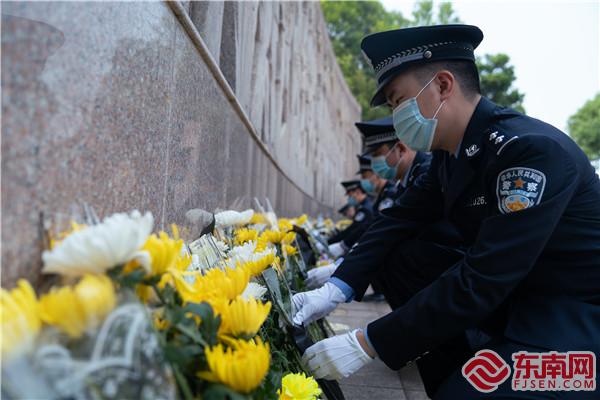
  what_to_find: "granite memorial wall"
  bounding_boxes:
[1,1,361,285]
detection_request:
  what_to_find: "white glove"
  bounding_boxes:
[328,242,346,258]
[302,329,374,380]
[305,264,337,289]
[292,282,346,326]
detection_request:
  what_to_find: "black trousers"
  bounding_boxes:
[373,239,473,398]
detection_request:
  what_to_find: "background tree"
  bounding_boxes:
[321,0,407,120]
[477,53,525,112]
[321,0,525,120]
[568,92,600,160]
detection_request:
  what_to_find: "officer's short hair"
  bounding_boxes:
[407,60,481,99]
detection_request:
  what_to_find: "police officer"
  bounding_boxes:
[293,24,600,398]
[357,116,432,212]
[356,153,390,208]
[338,203,355,220]
[310,116,467,391]
[327,180,374,258]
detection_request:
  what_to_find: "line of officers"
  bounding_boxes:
[291,24,600,399]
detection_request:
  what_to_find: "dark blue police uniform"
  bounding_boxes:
[334,97,600,398]
[328,180,374,248]
[332,24,600,398]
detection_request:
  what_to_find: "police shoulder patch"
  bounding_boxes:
[496,167,546,214]
[379,198,395,211]
[354,211,366,222]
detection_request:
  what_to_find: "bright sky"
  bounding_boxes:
[379,0,600,132]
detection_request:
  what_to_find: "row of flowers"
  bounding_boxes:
[2,208,334,399]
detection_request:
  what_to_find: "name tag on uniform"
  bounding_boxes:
[466,195,487,207]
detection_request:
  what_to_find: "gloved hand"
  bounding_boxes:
[328,242,346,258]
[302,329,374,380]
[292,282,346,326]
[305,263,338,289]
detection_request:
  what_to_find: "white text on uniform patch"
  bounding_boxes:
[496,167,546,214]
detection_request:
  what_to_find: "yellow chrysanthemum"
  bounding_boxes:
[282,231,296,245]
[199,337,270,394]
[278,218,293,233]
[171,266,250,304]
[256,230,297,252]
[220,296,271,338]
[1,280,41,359]
[234,228,258,245]
[283,244,298,256]
[142,231,185,276]
[249,213,267,225]
[39,275,116,338]
[239,253,275,276]
[153,308,169,331]
[293,214,308,226]
[278,372,322,400]
[335,219,352,231]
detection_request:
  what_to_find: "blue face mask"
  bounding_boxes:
[347,196,359,206]
[371,146,398,180]
[392,75,445,152]
[360,179,375,194]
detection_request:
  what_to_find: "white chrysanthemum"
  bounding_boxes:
[229,241,257,262]
[264,211,278,229]
[214,209,254,227]
[42,210,153,277]
[241,282,267,301]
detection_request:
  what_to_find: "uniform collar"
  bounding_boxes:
[443,97,497,214]
[402,151,426,187]
[456,97,496,160]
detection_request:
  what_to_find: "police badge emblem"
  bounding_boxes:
[379,198,394,211]
[496,167,546,214]
[354,211,366,222]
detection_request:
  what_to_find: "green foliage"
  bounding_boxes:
[321,0,460,120]
[322,0,524,122]
[568,93,600,160]
[477,53,525,112]
[321,0,408,120]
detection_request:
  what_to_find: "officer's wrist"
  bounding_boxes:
[355,329,376,358]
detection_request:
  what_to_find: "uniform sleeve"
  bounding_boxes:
[366,136,580,370]
[327,227,350,245]
[332,156,445,299]
[340,210,373,248]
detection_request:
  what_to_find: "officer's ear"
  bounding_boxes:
[435,70,455,101]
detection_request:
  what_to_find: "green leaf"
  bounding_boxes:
[175,322,208,347]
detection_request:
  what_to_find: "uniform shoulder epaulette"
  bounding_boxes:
[483,128,520,156]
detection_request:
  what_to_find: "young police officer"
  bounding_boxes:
[294,25,600,398]
[327,180,374,258]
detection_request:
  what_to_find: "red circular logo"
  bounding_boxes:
[462,349,511,393]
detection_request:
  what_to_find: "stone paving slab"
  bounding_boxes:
[327,295,430,400]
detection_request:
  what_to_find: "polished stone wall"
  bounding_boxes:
[1,1,361,286]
